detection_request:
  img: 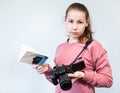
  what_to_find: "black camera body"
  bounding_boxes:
[49,61,85,90]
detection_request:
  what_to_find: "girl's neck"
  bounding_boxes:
[67,37,88,44]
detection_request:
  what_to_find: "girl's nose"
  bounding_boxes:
[73,23,77,30]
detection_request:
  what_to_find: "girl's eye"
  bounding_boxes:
[78,21,83,24]
[68,20,73,23]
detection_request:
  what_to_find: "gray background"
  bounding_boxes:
[0,0,119,93]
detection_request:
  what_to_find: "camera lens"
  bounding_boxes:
[59,74,72,90]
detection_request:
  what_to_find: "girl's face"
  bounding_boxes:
[65,9,88,41]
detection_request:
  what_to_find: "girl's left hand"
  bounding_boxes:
[33,63,51,74]
[67,71,85,83]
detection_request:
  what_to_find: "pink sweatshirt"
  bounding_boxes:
[45,40,113,93]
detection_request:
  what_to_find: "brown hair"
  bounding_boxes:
[65,3,93,42]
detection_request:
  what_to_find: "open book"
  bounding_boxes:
[18,44,48,66]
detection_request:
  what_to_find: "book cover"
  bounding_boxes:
[18,44,48,66]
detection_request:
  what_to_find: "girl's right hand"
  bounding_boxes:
[33,63,51,74]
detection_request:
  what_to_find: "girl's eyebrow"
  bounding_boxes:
[66,18,72,20]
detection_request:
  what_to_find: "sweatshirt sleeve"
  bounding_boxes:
[82,41,113,88]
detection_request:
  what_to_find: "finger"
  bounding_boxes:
[37,66,42,69]
[33,65,39,69]
[68,73,75,77]
[71,78,78,84]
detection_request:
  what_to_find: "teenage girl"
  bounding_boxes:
[34,3,113,93]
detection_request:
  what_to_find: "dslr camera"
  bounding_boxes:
[49,61,85,90]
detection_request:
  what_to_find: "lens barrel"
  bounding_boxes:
[59,74,72,90]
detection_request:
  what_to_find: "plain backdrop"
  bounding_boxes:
[0,0,119,93]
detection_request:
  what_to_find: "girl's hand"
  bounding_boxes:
[33,63,51,74]
[68,71,85,83]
